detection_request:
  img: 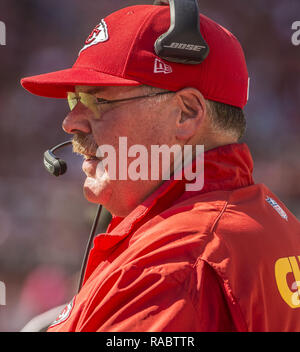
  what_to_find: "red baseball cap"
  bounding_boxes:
[21,5,249,108]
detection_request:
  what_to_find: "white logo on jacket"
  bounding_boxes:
[265,196,288,221]
[49,298,75,328]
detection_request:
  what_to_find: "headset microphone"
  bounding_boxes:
[43,141,72,177]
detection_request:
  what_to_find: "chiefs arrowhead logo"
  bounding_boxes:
[79,19,109,55]
[49,297,75,328]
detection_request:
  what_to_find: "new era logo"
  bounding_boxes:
[154,58,172,74]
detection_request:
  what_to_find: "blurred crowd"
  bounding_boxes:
[0,0,299,331]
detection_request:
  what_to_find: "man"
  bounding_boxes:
[21,3,300,332]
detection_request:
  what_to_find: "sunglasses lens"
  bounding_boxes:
[67,92,100,118]
[67,92,78,111]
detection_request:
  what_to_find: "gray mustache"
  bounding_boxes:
[72,133,98,157]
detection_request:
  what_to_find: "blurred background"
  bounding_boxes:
[0,0,299,331]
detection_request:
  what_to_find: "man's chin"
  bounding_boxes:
[83,177,112,205]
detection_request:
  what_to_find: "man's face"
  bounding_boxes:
[62,85,178,217]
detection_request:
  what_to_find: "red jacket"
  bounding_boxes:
[48,143,300,332]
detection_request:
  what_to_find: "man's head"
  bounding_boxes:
[21,4,249,216]
[60,83,245,216]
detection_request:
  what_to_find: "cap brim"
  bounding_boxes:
[21,67,141,99]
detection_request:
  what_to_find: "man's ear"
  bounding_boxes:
[174,88,206,142]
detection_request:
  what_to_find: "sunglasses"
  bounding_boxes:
[67,90,174,119]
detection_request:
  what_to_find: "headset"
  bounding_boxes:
[43,0,209,293]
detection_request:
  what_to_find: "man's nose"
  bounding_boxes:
[62,105,92,135]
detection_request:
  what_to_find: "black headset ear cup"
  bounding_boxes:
[154,0,210,65]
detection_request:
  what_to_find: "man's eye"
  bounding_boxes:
[70,97,80,102]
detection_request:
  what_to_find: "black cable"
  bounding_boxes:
[77,204,103,292]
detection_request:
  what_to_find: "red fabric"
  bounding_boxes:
[21,5,249,108]
[48,143,300,332]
